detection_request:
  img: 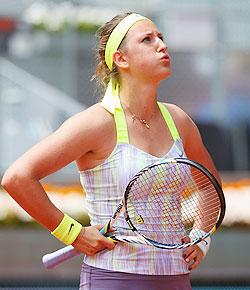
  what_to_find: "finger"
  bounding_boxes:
[78,226,115,251]
[94,224,106,230]
[101,236,116,249]
[82,235,115,253]
[185,245,204,260]
[183,246,195,260]
[74,240,99,256]
[90,228,116,249]
[184,249,197,263]
[195,245,205,258]
[95,224,109,232]
[95,223,116,235]
[189,256,202,270]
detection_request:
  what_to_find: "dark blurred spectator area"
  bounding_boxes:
[0,17,16,53]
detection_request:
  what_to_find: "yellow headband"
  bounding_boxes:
[102,13,148,113]
[105,13,148,71]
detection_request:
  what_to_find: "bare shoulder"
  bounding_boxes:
[164,103,190,121]
[59,103,114,137]
[64,103,114,130]
[163,103,196,140]
[60,103,115,146]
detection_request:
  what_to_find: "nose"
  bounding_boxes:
[157,38,167,53]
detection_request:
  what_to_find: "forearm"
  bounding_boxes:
[1,172,63,231]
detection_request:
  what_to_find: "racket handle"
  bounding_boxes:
[42,245,79,269]
[42,226,108,269]
[100,225,108,235]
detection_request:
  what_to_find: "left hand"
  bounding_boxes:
[181,236,205,270]
[183,244,204,270]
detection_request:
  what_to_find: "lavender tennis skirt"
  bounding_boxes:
[79,263,192,290]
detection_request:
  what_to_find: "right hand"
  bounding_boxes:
[72,225,116,256]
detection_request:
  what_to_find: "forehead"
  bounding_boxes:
[126,19,159,38]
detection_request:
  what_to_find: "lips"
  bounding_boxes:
[160,54,170,61]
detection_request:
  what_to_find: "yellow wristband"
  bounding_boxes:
[51,214,82,245]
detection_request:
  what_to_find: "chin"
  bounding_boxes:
[158,69,171,81]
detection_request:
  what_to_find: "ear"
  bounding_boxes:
[113,51,129,69]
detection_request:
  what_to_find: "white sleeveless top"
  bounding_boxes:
[79,101,189,275]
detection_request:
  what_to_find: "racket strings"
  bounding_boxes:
[179,176,220,234]
[126,163,190,242]
[125,162,221,244]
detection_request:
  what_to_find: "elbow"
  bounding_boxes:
[1,170,17,192]
[1,168,27,192]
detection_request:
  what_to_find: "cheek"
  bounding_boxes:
[128,58,147,74]
[136,57,152,71]
[139,62,149,70]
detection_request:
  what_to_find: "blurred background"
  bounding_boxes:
[0,0,250,289]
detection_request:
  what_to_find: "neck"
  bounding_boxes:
[119,81,158,120]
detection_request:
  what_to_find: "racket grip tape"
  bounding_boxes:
[99,222,118,243]
[42,245,79,269]
[99,222,111,235]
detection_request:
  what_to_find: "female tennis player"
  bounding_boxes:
[1,12,221,290]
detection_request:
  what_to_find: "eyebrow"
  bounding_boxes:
[141,31,163,38]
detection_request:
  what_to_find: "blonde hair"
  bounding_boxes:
[92,12,132,91]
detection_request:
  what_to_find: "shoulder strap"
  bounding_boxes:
[158,102,180,141]
[114,107,129,144]
[101,99,129,144]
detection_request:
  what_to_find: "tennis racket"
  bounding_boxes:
[42,157,225,269]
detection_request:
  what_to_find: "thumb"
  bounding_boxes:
[95,224,116,234]
[93,225,116,249]
[94,224,106,231]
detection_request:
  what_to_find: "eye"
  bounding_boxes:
[142,36,151,43]
[158,35,164,41]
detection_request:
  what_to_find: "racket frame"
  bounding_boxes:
[116,157,226,249]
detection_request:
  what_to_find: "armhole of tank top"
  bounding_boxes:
[158,102,180,142]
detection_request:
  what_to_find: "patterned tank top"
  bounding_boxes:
[79,101,189,275]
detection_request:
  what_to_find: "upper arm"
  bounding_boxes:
[4,104,112,180]
[184,118,221,184]
[166,104,221,185]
